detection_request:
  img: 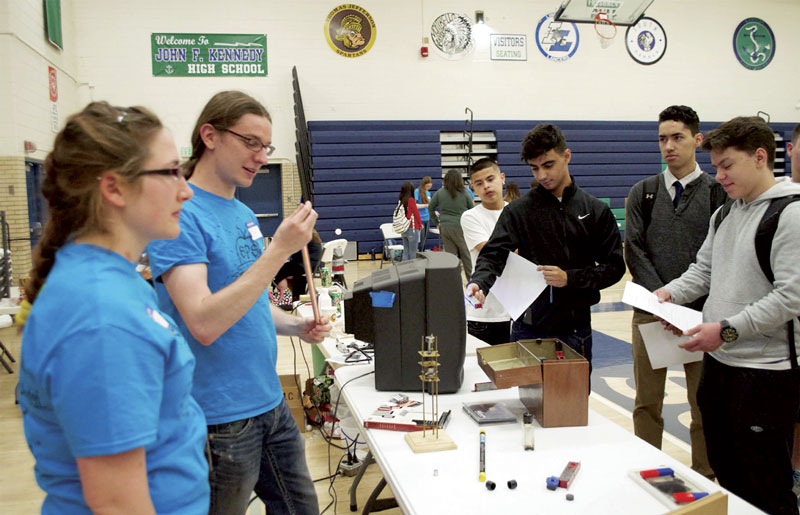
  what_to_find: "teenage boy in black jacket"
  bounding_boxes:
[466,124,625,368]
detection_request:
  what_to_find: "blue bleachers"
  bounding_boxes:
[309,120,796,256]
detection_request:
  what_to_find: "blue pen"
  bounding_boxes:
[549,286,553,304]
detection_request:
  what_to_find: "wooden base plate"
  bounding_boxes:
[404,430,457,453]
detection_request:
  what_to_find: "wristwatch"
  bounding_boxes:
[720,320,738,343]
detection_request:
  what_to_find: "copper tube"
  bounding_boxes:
[301,245,321,324]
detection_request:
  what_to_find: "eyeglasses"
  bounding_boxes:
[220,128,276,156]
[138,167,193,181]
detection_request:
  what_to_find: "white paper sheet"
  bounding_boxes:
[638,322,703,369]
[621,281,662,314]
[488,252,548,320]
[621,281,703,331]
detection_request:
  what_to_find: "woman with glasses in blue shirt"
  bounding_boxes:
[18,102,208,514]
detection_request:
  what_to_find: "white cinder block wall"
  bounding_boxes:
[0,0,80,279]
[2,0,799,281]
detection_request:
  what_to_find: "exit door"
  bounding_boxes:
[235,163,282,237]
[25,161,48,250]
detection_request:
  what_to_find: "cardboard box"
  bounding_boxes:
[476,339,588,428]
[279,374,307,433]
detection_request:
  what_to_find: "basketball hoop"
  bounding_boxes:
[594,12,617,49]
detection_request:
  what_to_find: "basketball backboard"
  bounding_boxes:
[554,0,655,26]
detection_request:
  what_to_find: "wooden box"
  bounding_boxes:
[476,341,542,389]
[476,338,588,428]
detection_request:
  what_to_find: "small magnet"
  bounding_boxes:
[546,476,559,490]
[566,493,574,501]
[485,480,496,491]
[507,479,517,489]
[639,467,674,479]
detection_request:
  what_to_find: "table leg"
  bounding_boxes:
[361,478,398,514]
[0,339,14,374]
[349,449,374,511]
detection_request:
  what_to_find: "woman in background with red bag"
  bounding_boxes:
[397,181,421,261]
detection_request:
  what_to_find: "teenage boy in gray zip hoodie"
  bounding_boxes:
[655,116,800,514]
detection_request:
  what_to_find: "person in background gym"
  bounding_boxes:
[461,158,512,345]
[429,169,474,281]
[415,176,434,251]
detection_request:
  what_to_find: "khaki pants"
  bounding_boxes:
[631,310,713,478]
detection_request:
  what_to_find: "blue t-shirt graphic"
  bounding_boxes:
[19,243,209,514]
[148,184,282,425]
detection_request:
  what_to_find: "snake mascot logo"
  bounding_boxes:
[325,4,376,58]
[732,17,775,71]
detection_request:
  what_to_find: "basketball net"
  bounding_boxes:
[594,12,617,49]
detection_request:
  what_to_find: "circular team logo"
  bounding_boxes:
[430,13,474,59]
[535,12,580,63]
[625,17,667,65]
[324,4,376,58]
[732,17,775,70]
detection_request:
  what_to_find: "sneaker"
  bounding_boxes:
[792,469,800,505]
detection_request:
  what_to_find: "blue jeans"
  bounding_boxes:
[402,228,419,261]
[206,400,318,515]
[418,220,430,251]
[511,321,593,375]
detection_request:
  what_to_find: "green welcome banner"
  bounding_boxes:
[151,33,267,77]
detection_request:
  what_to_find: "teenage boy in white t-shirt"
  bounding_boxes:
[461,158,512,345]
